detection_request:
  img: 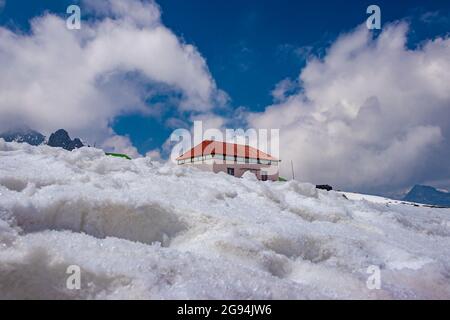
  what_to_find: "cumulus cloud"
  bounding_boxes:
[145,148,162,161]
[248,22,450,195]
[83,0,161,27]
[271,78,298,102]
[0,0,225,156]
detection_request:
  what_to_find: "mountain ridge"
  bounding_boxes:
[403,185,450,208]
[0,128,84,151]
[0,127,45,146]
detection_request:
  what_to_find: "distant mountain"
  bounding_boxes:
[0,127,45,146]
[403,185,450,207]
[47,129,84,151]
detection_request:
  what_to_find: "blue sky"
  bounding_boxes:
[91,0,450,155]
[1,0,449,154]
[1,0,450,195]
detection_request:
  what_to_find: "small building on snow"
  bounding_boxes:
[176,140,280,181]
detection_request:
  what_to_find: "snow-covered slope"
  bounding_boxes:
[0,139,449,299]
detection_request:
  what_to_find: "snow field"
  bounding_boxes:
[0,139,450,299]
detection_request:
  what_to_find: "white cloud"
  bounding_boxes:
[83,0,161,28]
[145,148,162,161]
[271,78,297,102]
[248,23,450,195]
[0,0,225,154]
[190,113,228,132]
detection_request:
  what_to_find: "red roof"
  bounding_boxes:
[176,140,278,161]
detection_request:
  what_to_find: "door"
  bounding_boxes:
[227,168,235,176]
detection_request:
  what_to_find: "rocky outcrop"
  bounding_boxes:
[47,129,84,151]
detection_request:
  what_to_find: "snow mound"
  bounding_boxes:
[1,140,450,299]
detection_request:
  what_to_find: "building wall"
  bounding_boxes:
[181,160,279,181]
[213,163,279,181]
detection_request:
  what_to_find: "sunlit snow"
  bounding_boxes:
[0,139,449,299]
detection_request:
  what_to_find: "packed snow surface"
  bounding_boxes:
[1,140,450,299]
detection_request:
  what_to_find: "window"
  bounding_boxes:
[227,168,235,176]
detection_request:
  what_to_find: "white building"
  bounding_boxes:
[176,140,280,181]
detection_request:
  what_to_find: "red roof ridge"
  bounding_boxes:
[176,140,279,161]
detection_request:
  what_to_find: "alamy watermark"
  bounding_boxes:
[66,265,81,290]
[366,5,381,30]
[366,265,381,290]
[66,5,81,30]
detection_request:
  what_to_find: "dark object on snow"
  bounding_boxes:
[0,127,45,146]
[47,129,84,151]
[403,185,450,208]
[316,185,333,192]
